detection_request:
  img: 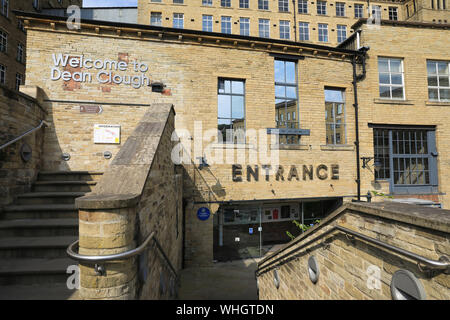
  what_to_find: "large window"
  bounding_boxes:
[354,4,364,18]
[1,0,8,17]
[150,12,162,26]
[337,25,347,43]
[336,2,345,16]
[279,0,289,12]
[221,0,231,7]
[240,18,250,36]
[202,15,213,32]
[318,23,328,42]
[298,0,308,13]
[202,0,212,5]
[173,13,184,29]
[258,0,269,10]
[299,22,309,41]
[259,19,270,38]
[325,88,346,145]
[427,60,449,102]
[279,20,290,39]
[240,0,249,8]
[317,1,327,15]
[373,128,438,194]
[389,7,398,20]
[221,16,232,34]
[0,64,5,85]
[0,29,7,53]
[218,79,245,144]
[378,57,405,99]
[275,59,299,144]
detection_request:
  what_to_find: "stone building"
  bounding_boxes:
[0,0,81,91]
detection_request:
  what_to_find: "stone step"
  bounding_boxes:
[0,258,77,286]
[16,192,86,205]
[0,236,77,259]
[1,204,78,219]
[0,218,78,238]
[38,171,103,182]
[0,283,80,300]
[33,181,97,193]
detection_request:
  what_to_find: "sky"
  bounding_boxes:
[83,0,138,7]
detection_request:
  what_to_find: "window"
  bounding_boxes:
[259,19,270,38]
[279,20,290,39]
[173,13,184,29]
[150,12,162,26]
[279,0,289,12]
[389,7,398,20]
[218,79,245,144]
[299,22,309,41]
[151,0,162,2]
[221,16,232,34]
[240,0,249,8]
[17,43,24,63]
[275,59,299,144]
[431,0,434,9]
[202,0,212,5]
[378,57,405,99]
[15,73,23,91]
[173,0,184,3]
[1,0,8,17]
[202,15,213,32]
[427,60,450,102]
[318,23,328,42]
[371,5,381,20]
[336,2,345,16]
[258,0,269,10]
[317,1,327,15]
[0,29,6,53]
[373,128,438,193]
[325,88,346,145]
[33,0,39,10]
[0,64,5,85]
[337,25,347,43]
[354,4,364,18]
[221,0,231,7]
[240,18,250,36]
[298,0,308,13]
[18,19,25,32]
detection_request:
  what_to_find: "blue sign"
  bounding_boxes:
[249,228,253,234]
[197,207,211,221]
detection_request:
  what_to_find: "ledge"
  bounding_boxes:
[320,144,354,151]
[76,193,140,210]
[374,98,414,105]
[270,144,310,150]
[210,143,254,149]
[425,101,450,107]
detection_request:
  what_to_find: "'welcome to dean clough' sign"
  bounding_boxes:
[50,54,150,89]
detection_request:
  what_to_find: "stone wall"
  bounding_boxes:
[0,85,46,206]
[257,201,450,300]
[76,104,183,300]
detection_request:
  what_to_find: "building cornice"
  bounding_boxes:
[352,18,450,30]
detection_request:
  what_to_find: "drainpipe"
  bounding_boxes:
[352,46,369,201]
[293,0,298,41]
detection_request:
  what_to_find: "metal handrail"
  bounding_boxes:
[0,120,49,151]
[67,231,178,278]
[256,225,450,276]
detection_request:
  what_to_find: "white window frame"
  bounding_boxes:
[389,7,398,21]
[221,16,232,34]
[17,42,24,63]
[173,13,184,29]
[279,0,289,12]
[258,0,269,10]
[354,3,364,18]
[239,0,249,9]
[1,0,8,17]
[378,57,405,100]
[202,0,213,5]
[240,18,250,36]
[336,2,345,16]
[279,20,290,40]
[298,0,308,13]
[0,29,6,53]
[317,1,327,15]
[221,0,231,7]
[337,25,347,43]
[318,23,328,42]
[202,15,213,32]
[427,60,450,102]
[259,19,270,38]
[150,12,162,26]
[298,22,309,41]
[16,73,23,91]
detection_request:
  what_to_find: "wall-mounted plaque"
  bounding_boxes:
[80,105,103,114]
[94,124,120,144]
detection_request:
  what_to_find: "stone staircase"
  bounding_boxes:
[0,171,102,300]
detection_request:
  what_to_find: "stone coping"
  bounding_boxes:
[75,193,140,209]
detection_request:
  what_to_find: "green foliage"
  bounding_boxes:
[286,219,321,240]
[370,190,394,199]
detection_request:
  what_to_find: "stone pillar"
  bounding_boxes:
[76,194,140,300]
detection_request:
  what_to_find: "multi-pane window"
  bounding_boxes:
[17,43,24,63]
[336,2,345,16]
[317,1,327,15]
[259,19,270,38]
[221,0,231,7]
[18,19,25,32]
[318,23,328,42]
[0,64,5,85]
[299,22,309,41]
[279,0,289,12]
[240,18,250,36]
[427,60,450,102]
[221,16,232,34]
[337,25,347,43]
[298,0,308,13]
[218,79,245,144]
[33,0,39,10]
[150,12,162,26]
[15,73,23,91]
[275,59,299,145]
[389,7,398,20]
[279,20,290,39]
[0,29,6,53]
[374,128,437,192]
[173,0,184,3]
[173,13,184,29]
[258,0,269,10]
[151,0,162,2]
[202,15,213,32]
[240,0,249,8]
[202,0,212,5]
[371,5,381,20]
[354,4,364,18]
[378,57,405,99]
[325,88,346,145]
[1,0,8,17]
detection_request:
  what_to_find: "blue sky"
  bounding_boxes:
[83,0,137,7]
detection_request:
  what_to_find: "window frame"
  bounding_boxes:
[0,63,6,85]
[258,0,269,10]
[17,42,24,63]
[388,7,398,21]
[298,0,308,14]
[1,0,8,17]
[354,3,364,18]
[221,16,232,34]
[15,73,23,91]
[378,57,406,100]
[240,0,249,9]
[202,0,213,6]
[240,17,250,36]
[336,25,347,43]
[173,13,184,29]
[279,0,289,12]
[150,12,162,26]
[202,15,213,32]
[336,2,345,17]
[298,22,309,41]
[279,20,290,40]
[259,18,270,38]
[318,23,328,42]
[427,60,450,102]
[221,0,231,7]
[325,88,347,146]
[317,1,327,15]
[0,28,7,53]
